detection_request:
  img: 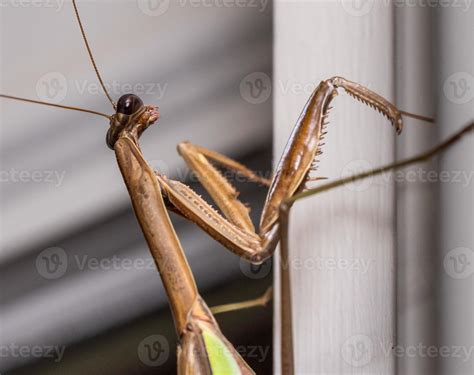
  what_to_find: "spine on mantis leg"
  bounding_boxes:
[260,76,403,234]
[260,80,338,233]
[114,134,254,374]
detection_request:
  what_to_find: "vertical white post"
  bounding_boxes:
[274,1,396,373]
[395,7,437,375]
[437,8,474,375]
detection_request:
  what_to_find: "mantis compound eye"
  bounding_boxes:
[116,93,144,115]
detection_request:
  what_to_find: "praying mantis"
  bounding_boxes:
[2,2,474,374]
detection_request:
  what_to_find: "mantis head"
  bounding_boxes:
[106,93,160,149]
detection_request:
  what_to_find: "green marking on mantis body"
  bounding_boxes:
[202,328,241,374]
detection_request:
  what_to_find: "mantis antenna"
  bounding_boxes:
[0,94,111,119]
[399,110,434,123]
[71,0,116,110]
[0,1,114,119]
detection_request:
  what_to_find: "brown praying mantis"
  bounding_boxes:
[1,1,473,374]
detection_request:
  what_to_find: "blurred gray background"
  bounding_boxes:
[0,1,273,373]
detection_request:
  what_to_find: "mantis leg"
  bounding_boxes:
[175,141,270,233]
[178,142,271,187]
[159,77,420,262]
[286,122,474,204]
[156,77,448,375]
[210,287,273,315]
[157,141,280,262]
[276,121,473,374]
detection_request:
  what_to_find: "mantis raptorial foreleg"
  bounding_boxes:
[152,78,473,374]
[176,142,270,232]
[179,142,272,187]
[157,76,409,263]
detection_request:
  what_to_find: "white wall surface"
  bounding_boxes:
[275,1,396,374]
